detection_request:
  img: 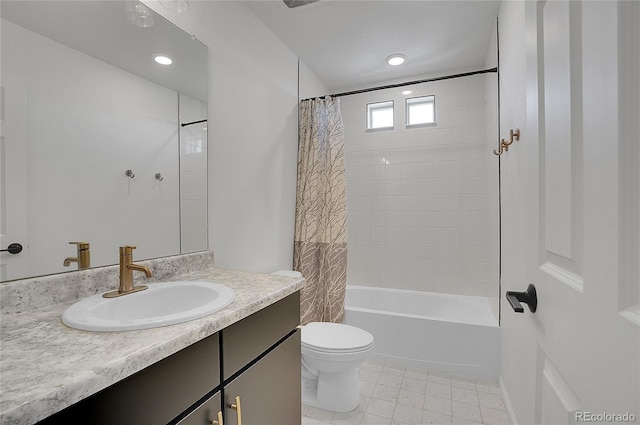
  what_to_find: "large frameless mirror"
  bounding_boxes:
[1,1,208,282]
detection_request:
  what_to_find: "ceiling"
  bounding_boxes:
[1,1,208,102]
[243,0,501,94]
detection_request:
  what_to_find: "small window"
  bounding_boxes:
[367,101,394,130]
[406,95,435,126]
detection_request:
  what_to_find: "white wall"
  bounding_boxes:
[299,60,330,100]
[493,1,537,424]
[340,74,499,299]
[145,1,300,273]
[2,18,181,277]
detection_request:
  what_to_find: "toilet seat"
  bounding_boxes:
[301,322,374,353]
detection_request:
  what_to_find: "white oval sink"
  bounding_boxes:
[62,281,235,332]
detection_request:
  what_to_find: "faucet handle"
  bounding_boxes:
[69,241,89,250]
[119,245,137,257]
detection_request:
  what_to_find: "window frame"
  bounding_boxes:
[366,100,395,131]
[405,95,436,128]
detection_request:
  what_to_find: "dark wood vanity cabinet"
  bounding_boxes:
[38,333,221,425]
[221,292,301,425]
[176,391,222,425]
[36,292,301,425]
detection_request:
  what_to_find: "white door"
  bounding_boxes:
[0,70,30,281]
[520,1,639,423]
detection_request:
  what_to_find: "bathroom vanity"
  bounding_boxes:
[0,252,304,425]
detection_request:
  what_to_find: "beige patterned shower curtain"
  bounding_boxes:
[294,96,347,325]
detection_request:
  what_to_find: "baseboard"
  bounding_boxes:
[369,353,499,381]
[499,374,518,425]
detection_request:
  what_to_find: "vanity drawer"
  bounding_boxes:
[38,333,220,425]
[221,292,300,379]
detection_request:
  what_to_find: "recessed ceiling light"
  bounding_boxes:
[402,90,413,95]
[386,54,406,66]
[154,55,173,65]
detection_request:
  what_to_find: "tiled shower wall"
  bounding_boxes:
[179,94,208,254]
[341,74,499,298]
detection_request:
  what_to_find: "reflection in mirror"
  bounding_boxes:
[0,1,208,282]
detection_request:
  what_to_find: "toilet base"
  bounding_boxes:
[302,368,360,412]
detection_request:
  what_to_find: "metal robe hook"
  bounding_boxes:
[125,169,135,178]
[493,143,506,156]
[155,173,164,181]
[493,128,521,156]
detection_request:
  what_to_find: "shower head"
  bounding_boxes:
[283,0,319,8]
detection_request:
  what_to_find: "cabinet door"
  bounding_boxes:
[224,330,301,425]
[177,391,222,425]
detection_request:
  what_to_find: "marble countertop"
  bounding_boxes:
[0,254,304,425]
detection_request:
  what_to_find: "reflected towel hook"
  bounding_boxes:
[493,128,521,156]
[125,169,135,178]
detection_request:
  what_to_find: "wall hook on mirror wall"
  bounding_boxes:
[125,169,135,179]
[493,128,521,156]
[155,173,164,181]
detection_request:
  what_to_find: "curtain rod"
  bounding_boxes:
[181,119,207,127]
[303,67,498,101]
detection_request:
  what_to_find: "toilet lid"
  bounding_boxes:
[301,322,374,353]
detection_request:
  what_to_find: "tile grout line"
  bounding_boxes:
[303,360,511,425]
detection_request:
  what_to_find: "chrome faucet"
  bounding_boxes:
[103,245,152,298]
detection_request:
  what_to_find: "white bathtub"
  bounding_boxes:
[343,285,500,380]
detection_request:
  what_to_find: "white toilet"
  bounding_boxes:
[272,270,375,412]
[301,321,374,412]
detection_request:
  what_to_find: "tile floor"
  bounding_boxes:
[302,360,511,425]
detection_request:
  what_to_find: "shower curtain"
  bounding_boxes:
[294,96,348,325]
